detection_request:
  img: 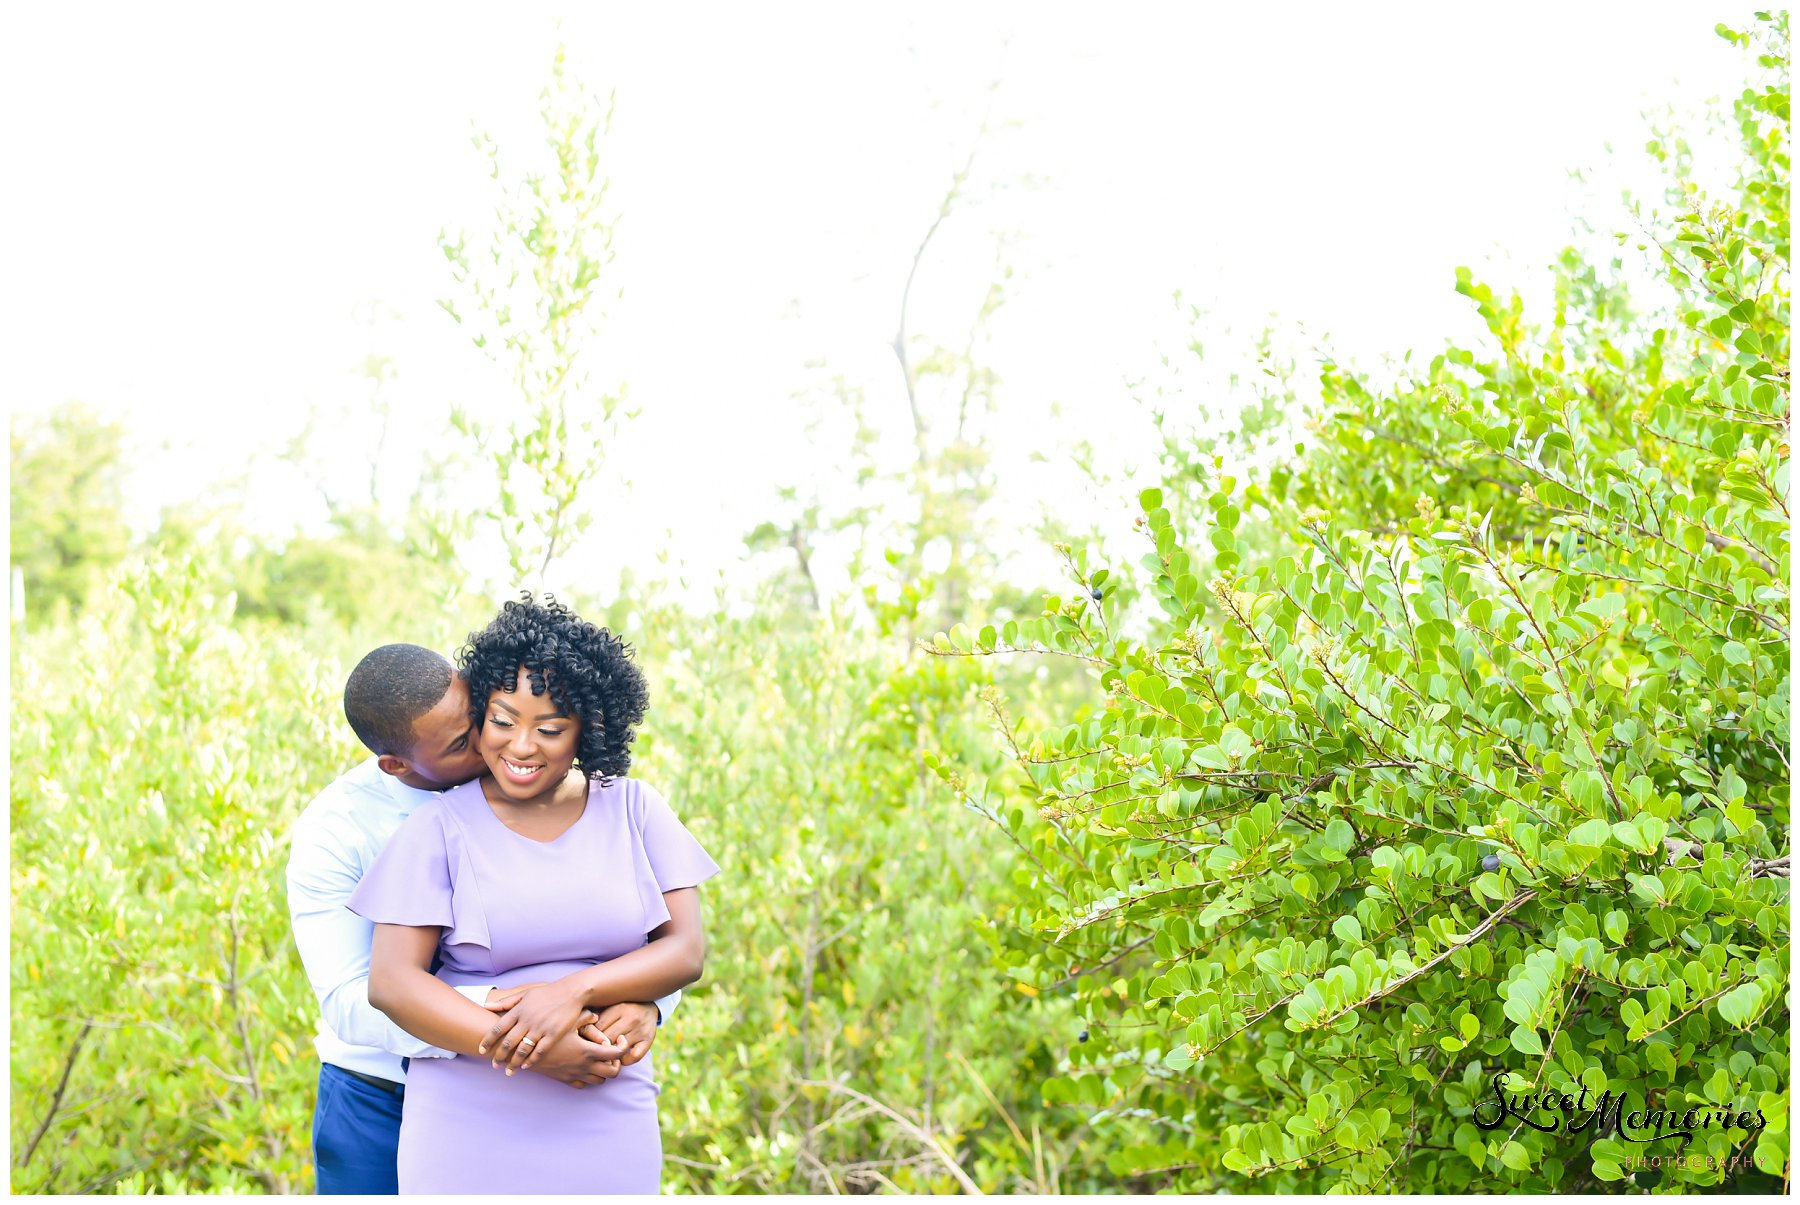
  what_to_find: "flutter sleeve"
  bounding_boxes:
[347,803,456,928]
[637,779,721,891]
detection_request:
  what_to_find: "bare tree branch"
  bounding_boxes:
[19,1021,92,1169]
[1313,889,1538,1027]
[797,1078,984,1194]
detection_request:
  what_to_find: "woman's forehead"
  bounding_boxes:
[490,672,572,717]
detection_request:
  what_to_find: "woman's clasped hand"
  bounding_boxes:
[480,979,594,1074]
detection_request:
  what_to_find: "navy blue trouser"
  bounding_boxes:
[313,1063,404,1195]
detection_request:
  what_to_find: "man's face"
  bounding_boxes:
[393,675,486,790]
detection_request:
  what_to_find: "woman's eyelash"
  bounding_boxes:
[488,715,563,736]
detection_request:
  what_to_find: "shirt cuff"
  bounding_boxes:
[438,984,494,1059]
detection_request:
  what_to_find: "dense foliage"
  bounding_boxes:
[9,39,1092,1193]
[10,559,1094,1194]
[12,558,336,1193]
[633,595,1093,1192]
[931,15,1789,1192]
[10,404,132,620]
[11,15,1788,1198]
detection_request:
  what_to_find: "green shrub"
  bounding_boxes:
[10,403,132,622]
[617,588,1096,1193]
[11,554,335,1193]
[935,15,1789,1193]
[11,559,1097,1193]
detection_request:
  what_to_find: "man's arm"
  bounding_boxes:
[286,817,462,1058]
[489,981,677,1022]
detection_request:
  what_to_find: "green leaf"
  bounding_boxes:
[1319,819,1355,862]
[1192,745,1230,771]
[1754,1129,1787,1175]
[1566,818,1612,846]
[1568,772,1606,816]
[1717,982,1764,1028]
[1499,1140,1532,1171]
[1510,1025,1544,1056]
[1603,911,1629,945]
[1611,819,1659,854]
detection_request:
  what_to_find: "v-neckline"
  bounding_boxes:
[478,777,592,846]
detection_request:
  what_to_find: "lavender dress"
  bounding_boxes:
[348,775,719,1195]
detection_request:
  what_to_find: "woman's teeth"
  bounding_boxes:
[504,759,543,777]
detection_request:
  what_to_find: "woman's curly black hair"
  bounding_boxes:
[458,593,649,785]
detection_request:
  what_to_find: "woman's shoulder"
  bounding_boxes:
[588,773,664,815]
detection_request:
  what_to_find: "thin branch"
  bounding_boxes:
[1312,889,1538,1027]
[949,1050,1036,1182]
[893,90,998,465]
[18,1021,92,1168]
[796,1079,983,1195]
[1751,854,1790,879]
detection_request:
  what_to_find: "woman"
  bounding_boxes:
[350,595,718,1194]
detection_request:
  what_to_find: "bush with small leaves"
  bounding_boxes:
[932,16,1788,1193]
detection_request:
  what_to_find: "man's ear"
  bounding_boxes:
[376,754,414,779]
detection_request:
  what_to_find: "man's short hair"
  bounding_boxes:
[343,644,454,757]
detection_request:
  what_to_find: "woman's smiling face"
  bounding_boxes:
[478,665,581,804]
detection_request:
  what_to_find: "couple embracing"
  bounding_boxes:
[286,594,719,1195]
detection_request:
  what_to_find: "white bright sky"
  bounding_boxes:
[5,3,1763,614]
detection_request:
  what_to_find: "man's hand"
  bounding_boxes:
[524,1029,626,1089]
[479,980,589,1074]
[590,1001,660,1066]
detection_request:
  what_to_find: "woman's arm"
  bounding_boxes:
[366,923,625,1086]
[569,887,707,1007]
[366,922,513,1057]
[484,888,706,1073]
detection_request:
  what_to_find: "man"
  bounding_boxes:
[286,643,678,1195]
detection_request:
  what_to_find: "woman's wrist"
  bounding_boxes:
[562,967,609,1010]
